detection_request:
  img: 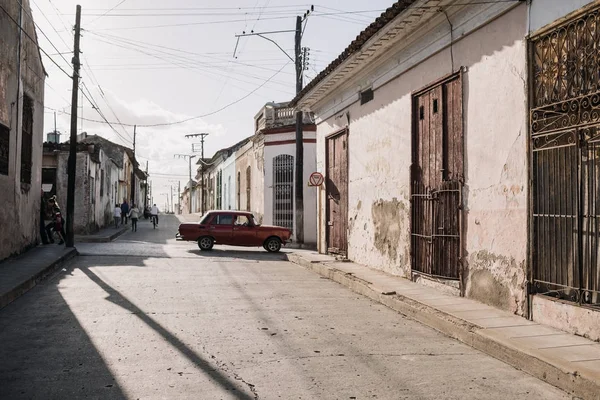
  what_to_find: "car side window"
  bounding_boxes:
[214,214,234,225]
[234,216,250,226]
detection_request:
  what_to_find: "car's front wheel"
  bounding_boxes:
[198,236,214,251]
[264,237,282,253]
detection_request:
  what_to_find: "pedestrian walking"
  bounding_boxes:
[121,200,130,225]
[128,204,140,232]
[114,204,122,228]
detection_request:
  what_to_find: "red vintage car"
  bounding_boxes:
[177,211,292,252]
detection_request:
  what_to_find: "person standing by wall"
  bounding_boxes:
[128,204,140,232]
[114,204,122,228]
[45,196,66,245]
[121,200,130,225]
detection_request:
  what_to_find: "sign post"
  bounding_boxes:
[308,172,325,253]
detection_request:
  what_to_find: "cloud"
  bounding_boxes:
[47,89,227,209]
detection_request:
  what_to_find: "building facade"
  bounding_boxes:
[252,102,318,244]
[292,0,600,340]
[0,0,46,260]
[42,134,143,234]
[42,141,118,233]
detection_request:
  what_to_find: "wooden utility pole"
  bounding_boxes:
[144,160,149,210]
[186,133,209,214]
[65,5,81,248]
[294,15,305,245]
[233,11,311,243]
[174,154,197,213]
[131,125,136,204]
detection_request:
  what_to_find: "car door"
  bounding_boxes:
[232,215,260,246]
[209,213,234,244]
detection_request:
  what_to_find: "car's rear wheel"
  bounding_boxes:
[198,236,214,251]
[264,237,282,253]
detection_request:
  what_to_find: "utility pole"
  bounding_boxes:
[294,15,305,245]
[234,9,312,244]
[169,179,181,214]
[65,5,81,248]
[186,133,209,214]
[144,160,149,211]
[131,125,136,204]
[174,154,197,213]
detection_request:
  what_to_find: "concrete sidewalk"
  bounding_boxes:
[287,251,600,400]
[75,224,128,243]
[0,245,77,310]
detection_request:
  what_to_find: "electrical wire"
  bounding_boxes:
[47,61,291,127]
[85,33,295,93]
[88,30,295,75]
[87,0,128,26]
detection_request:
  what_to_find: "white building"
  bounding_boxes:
[252,102,317,245]
[292,0,600,340]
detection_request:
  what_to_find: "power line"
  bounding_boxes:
[85,33,295,93]
[89,31,295,75]
[87,0,128,26]
[79,5,312,11]
[46,61,291,127]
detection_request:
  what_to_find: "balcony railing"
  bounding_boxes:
[256,104,313,132]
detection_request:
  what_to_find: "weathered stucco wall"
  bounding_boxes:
[53,152,94,234]
[235,140,264,222]
[0,0,46,260]
[313,5,529,314]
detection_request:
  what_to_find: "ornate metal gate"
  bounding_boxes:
[273,154,294,231]
[411,75,463,280]
[530,7,600,308]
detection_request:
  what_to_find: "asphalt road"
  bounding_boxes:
[0,215,571,400]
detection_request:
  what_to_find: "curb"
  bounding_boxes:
[0,248,78,310]
[76,226,129,243]
[286,253,600,400]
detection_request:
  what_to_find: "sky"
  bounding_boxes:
[30,0,394,208]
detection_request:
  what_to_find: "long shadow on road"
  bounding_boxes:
[0,268,128,400]
[78,266,257,400]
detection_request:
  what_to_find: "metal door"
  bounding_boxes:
[411,75,463,280]
[326,130,349,255]
[273,154,294,231]
[530,8,600,308]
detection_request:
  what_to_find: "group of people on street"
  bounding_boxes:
[40,194,160,243]
[114,200,141,232]
[113,201,160,232]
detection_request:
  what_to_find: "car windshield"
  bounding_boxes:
[249,215,259,226]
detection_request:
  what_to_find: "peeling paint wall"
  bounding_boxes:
[235,140,264,222]
[0,0,45,261]
[312,5,530,314]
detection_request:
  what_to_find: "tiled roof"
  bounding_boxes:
[290,0,417,107]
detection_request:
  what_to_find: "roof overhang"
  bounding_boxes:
[292,0,454,110]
